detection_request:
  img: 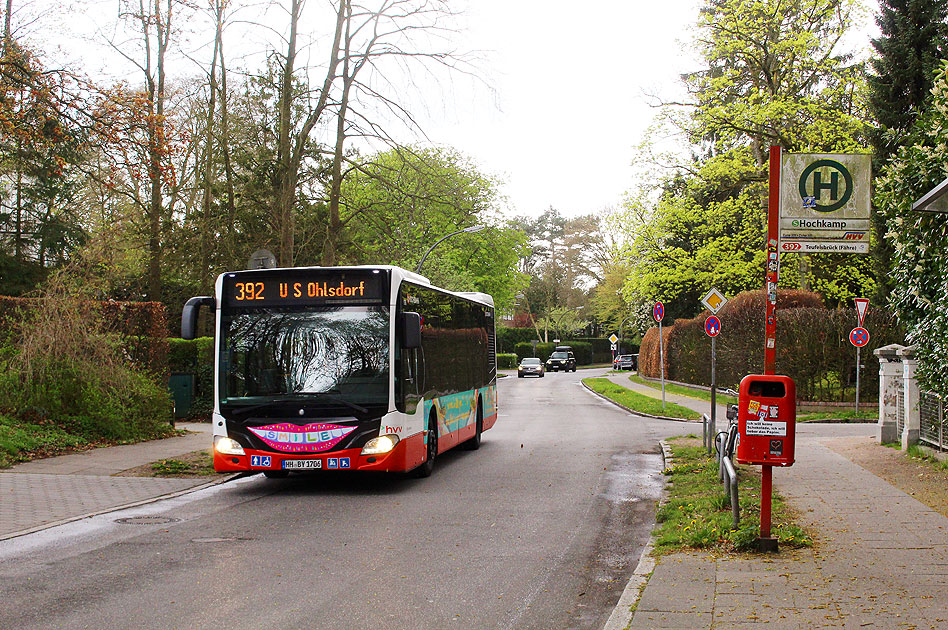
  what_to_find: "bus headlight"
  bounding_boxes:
[214,435,246,456]
[361,434,399,455]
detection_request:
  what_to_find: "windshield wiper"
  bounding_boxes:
[312,393,369,416]
[226,401,286,418]
[224,394,369,419]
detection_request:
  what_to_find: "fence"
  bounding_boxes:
[875,343,947,453]
[919,392,946,451]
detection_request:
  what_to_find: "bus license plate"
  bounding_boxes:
[283,459,322,470]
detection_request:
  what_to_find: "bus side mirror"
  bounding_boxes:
[181,296,215,340]
[400,312,422,349]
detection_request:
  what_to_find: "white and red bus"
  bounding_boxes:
[181,265,498,478]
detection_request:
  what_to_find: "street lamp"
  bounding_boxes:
[415,225,486,274]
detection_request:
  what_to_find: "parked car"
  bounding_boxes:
[614,354,637,371]
[518,357,545,378]
[545,347,576,372]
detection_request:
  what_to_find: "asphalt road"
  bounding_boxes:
[0,370,695,630]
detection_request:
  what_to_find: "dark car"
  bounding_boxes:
[545,348,576,372]
[614,354,637,371]
[518,357,545,378]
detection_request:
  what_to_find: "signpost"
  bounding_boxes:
[850,298,870,414]
[609,333,619,362]
[705,313,721,454]
[654,301,665,410]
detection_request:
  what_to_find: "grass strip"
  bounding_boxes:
[626,373,738,406]
[583,377,702,421]
[655,436,811,553]
[626,374,875,422]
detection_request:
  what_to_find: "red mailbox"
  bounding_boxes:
[735,374,796,466]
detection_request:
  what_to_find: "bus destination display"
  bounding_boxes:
[223,270,385,307]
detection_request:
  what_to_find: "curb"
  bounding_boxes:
[0,473,240,541]
[581,380,699,423]
[603,440,673,629]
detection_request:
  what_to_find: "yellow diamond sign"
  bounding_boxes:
[701,288,727,314]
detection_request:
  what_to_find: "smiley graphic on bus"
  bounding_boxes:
[248,423,355,453]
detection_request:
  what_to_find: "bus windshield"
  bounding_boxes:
[219,305,390,411]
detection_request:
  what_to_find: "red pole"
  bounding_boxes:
[760,146,781,550]
[764,145,781,376]
[760,465,773,538]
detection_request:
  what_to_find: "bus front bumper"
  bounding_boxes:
[213,432,427,474]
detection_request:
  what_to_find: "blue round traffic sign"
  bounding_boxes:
[705,315,721,337]
[850,327,869,347]
[653,301,664,323]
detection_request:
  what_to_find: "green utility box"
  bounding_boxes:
[168,373,195,419]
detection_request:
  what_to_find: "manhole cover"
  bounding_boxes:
[115,516,181,525]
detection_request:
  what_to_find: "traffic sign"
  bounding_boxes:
[701,288,727,314]
[779,153,871,254]
[705,315,721,337]
[653,301,664,323]
[850,327,869,347]
[854,298,869,327]
[608,333,619,344]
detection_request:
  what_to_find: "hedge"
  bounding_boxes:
[513,341,593,365]
[498,353,518,369]
[638,289,906,402]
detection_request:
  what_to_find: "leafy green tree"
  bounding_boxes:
[685,0,868,158]
[0,40,88,292]
[869,0,948,159]
[339,147,529,312]
[620,150,767,322]
[867,0,948,303]
[874,60,948,396]
[621,0,876,321]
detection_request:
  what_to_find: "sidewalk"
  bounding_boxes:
[599,371,948,630]
[0,423,229,540]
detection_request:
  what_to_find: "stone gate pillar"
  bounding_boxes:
[898,345,920,450]
[874,344,904,444]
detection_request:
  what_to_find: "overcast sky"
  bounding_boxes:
[418,0,701,219]
[420,0,880,219]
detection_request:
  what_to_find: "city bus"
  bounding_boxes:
[181,265,497,478]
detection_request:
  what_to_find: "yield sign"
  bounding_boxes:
[850,327,869,348]
[854,298,869,327]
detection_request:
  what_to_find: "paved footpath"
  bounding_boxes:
[0,423,227,540]
[599,371,948,630]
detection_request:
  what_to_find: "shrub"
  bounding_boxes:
[0,266,174,445]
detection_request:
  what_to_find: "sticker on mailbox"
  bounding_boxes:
[769,406,779,418]
[748,400,761,414]
[770,440,783,456]
[746,419,788,437]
